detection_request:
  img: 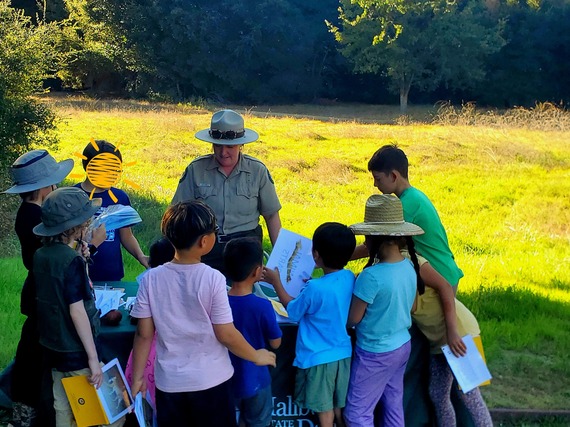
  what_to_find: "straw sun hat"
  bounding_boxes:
[350,194,424,236]
[195,109,259,145]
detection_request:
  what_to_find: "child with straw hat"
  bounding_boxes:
[344,194,425,427]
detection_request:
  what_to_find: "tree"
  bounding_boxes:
[329,0,504,111]
[63,0,341,102]
[478,0,570,107]
[0,1,58,167]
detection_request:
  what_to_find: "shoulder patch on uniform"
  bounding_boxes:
[267,170,275,184]
[178,169,188,183]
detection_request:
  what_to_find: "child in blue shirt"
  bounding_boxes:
[224,237,282,427]
[345,194,425,427]
[263,222,356,427]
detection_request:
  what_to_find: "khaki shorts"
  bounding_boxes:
[293,357,351,413]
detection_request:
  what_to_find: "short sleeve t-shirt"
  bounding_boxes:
[131,262,234,392]
[75,185,131,282]
[353,259,417,353]
[48,257,97,372]
[228,294,282,399]
[400,187,464,286]
[286,269,354,369]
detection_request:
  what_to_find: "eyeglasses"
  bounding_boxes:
[209,129,245,140]
[212,224,220,235]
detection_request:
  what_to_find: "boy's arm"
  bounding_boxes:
[269,338,282,349]
[130,317,155,396]
[213,323,276,367]
[420,262,466,357]
[262,267,293,307]
[347,296,368,328]
[119,227,149,268]
[69,301,103,388]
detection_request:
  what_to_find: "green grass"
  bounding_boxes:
[1,96,569,412]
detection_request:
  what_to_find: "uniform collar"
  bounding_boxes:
[206,153,249,175]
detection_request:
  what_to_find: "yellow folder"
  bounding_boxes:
[62,375,109,427]
[62,358,134,427]
[473,335,491,386]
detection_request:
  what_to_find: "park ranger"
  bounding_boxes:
[172,109,282,274]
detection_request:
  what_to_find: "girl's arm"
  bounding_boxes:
[351,243,369,261]
[130,317,155,396]
[347,295,368,328]
[420,262,466,357]
[213,323,276,367]
[69,301,102,388]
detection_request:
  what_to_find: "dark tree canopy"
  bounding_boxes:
[5,0,570,107]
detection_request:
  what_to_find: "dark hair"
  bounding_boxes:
[161,201,217,250]
[19,189,40,201]
[82,140,122,170]
[368,144,409,179]
[224,237,263,282]
[312,222,356,270]
[149,237,175,268]
[364,235,425,295]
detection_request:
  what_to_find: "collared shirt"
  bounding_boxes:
[171,154,281,234]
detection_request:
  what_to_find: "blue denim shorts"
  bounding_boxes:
[235,385,273,427]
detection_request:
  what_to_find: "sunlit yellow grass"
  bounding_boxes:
[2,97,569,409]
[47,104,570,308]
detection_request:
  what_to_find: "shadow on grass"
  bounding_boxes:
[459,286,570,410]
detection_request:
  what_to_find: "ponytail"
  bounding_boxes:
[406,237,425,295]
[364,236,380,268]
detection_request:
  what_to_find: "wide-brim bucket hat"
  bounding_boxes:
[33,187,102,236]
[350,194,424,236]
[195,109,259,145]
[3,150,74,194]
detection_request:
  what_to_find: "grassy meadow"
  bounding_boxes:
[0,96,569,413]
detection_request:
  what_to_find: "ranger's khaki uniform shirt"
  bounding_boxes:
[172,154,281,234]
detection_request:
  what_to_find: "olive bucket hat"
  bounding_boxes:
[3,150,74,194]
[195,109,259,145]
[33,187,102,237]
[350,194,424,236]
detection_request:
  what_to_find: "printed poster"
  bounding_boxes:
[261,229,315,298]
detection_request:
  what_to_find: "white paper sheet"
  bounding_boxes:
[94,289,125,317]
[442,335,492,393]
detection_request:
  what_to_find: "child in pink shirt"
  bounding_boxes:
[130,201,276,427]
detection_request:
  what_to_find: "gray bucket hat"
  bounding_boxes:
[350,194,424,236]
[195,109,259,145]
[3,150,74,194]
[33,187,102,236]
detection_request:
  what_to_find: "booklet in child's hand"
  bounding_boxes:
[260,228,315,298]
[62,358,134,427]
[134,391,156,427]
[442,334,492,393]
